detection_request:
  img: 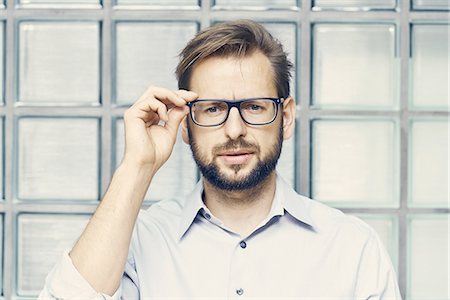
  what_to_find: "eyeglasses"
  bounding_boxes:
[186,97,283,127]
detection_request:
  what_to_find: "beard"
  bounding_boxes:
[187,122,283,191]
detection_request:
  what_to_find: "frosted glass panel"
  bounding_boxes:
[411,25,450,110]
[263,22,297,98]
[409,120,449,207]
[313,0,396,10]
[115,119,197,201]
[214,0,298,8]
[115,22,197,104]
[18,118,99,200]
[357,215,398,270]
[312,24,397,109]
[0,119,3,200]
[17,214,90,296]
[19,22,100,104]
[0,22,3,103]
[413,0,449,9]
[116,0,197,5]
[19,0,100,5]
[408,216,449,299]
[312,119,398,206]
[0,214,3,293]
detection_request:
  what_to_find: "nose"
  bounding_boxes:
[223,107,247,140]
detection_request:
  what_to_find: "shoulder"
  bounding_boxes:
[136,197,186,228]
[298,194,377,245]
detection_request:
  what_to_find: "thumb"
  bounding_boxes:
[165,105,189,138]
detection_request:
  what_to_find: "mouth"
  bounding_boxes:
[217,149,255,165]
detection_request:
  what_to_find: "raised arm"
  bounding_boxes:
[68,86,197,295]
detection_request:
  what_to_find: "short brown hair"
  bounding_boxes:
[176,19,293,99]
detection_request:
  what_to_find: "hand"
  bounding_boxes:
[122,86,197,172]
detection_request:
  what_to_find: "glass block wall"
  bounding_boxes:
[1,0,449,298]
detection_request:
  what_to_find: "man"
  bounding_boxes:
[40,20,401,299]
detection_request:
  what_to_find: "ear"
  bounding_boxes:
[181,115,190,144]
[281,96,296,140]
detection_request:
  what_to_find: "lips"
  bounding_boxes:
[217,149,255,165]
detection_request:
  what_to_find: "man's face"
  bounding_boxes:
[182,51,294,191]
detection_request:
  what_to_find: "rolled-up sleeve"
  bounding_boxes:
[39,250,138,300]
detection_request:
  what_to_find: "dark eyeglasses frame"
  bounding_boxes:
[186,97,283,127]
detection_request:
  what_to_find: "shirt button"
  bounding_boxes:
[239,241,247,249]
[204,213,211,219]
[236,288,244,296]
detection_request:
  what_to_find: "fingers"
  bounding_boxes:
[165,106,190,137]
[128,86,197,122]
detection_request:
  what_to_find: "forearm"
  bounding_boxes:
[69,161,155,295]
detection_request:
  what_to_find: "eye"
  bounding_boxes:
[249,104,262,111]
[242,101,267,113]
[199,102,227,114]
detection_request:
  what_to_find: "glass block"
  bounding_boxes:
[115,119,197,201]
[356,215,398,271]
[19,0,100,7]
[312,24,398,109]
[313,0,396,10]
[411,25,450,110]
[18,21,100,104]
[115,0,198,6]
[409,120,449,207]
[0,22,3,103]
[17,214,90,296]
[0,214,3,293]
[413,0,449,10]
[408,215,449,299]
[0,119,3,199]
[115,22,197,104]
[18,118,99,200]
[213,0,298,9]
[311,119,398,207]
[263,22,297,98]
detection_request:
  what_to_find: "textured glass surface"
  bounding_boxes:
[311,119,398,206]
[214,0,298,8]
[115,119,197,201]
[0,22,3,103]
[19,0,100,5]
[19,22,100,104]
[313,0,396,10]
[411,25,449,110]
[0,214,3,293]
[115,22,197,104]
[116,0,198,5]
[18,118,99,200]
[408,216,449,299]
[413,0,449,9]
[312,24,397,109]
[0,119,3,199]
[17,214,90,296]
[409,120,449,207]
[357,215,398,270]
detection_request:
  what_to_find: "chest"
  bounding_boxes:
[132,220,360,299]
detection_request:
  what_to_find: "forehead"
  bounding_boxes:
[189,51,277,99]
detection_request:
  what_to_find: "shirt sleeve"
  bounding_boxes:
[354,229,402,300]
[38,250,139,300]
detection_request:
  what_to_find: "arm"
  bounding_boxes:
[67,86,197,296]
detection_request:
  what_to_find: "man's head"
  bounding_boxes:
[176,20,295,191]
[176,19,293,99]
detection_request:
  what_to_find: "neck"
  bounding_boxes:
[202,172,277,237]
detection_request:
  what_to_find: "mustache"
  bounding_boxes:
[212,137,260,155]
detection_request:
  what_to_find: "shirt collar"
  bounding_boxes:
[177,174,316,240]
[178,178,206,240]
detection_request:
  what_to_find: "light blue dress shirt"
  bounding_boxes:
[40,175,401,299]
